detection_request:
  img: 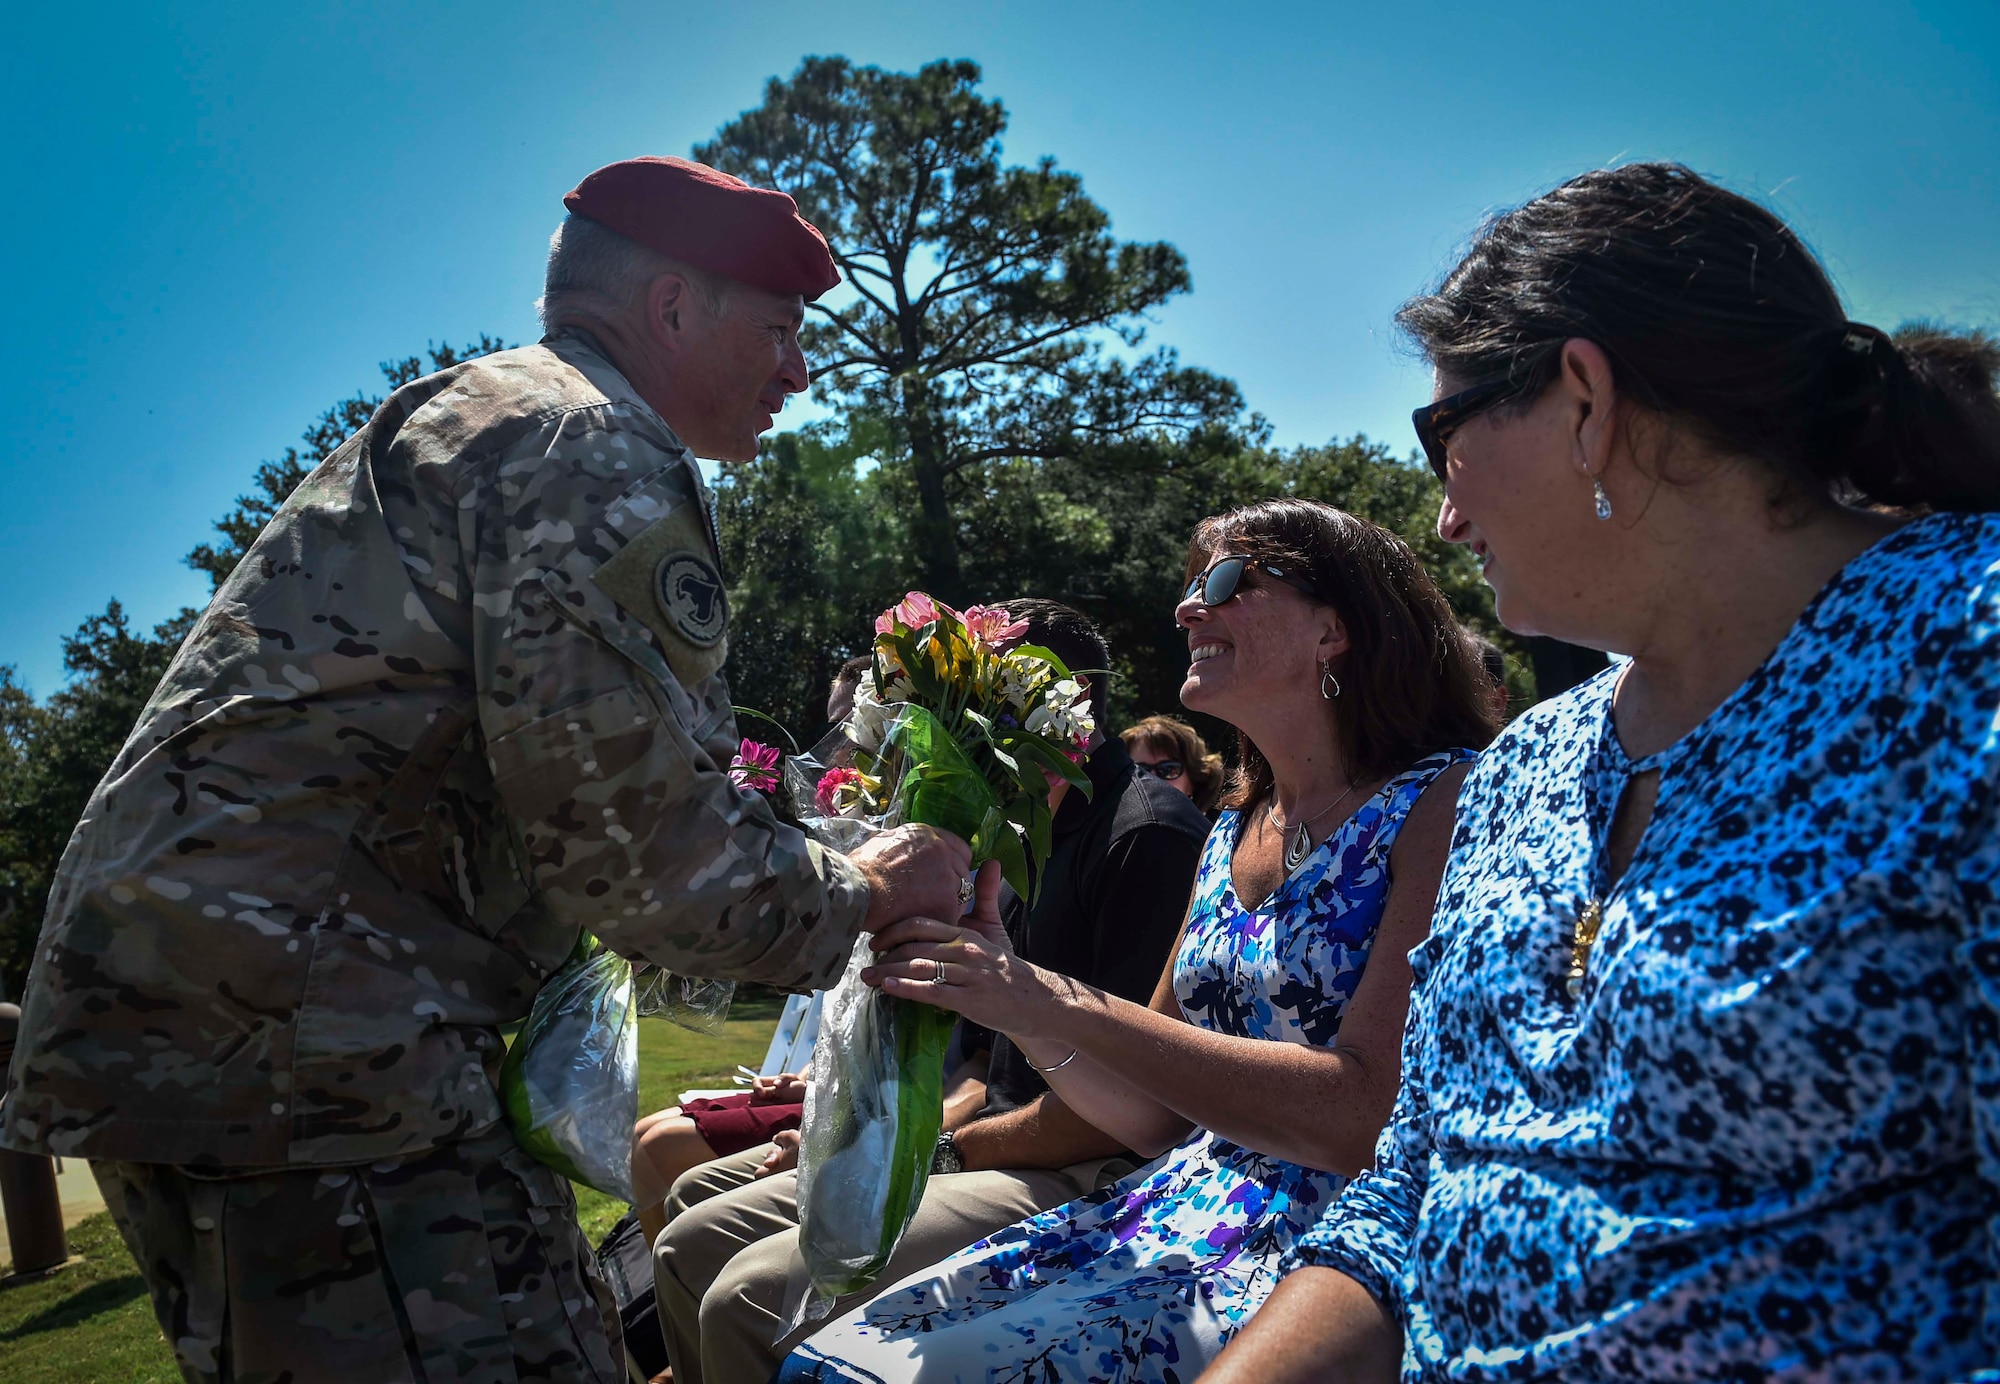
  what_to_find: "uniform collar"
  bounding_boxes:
[540,328,699,462]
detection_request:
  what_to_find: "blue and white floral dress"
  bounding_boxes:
[1294,513,2000,1381]
[781,749,1471,1384]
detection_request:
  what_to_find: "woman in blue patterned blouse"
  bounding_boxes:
[778,500,1498,1382]
[1204,164,2000,1383]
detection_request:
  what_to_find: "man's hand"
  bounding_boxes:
[851,824,972,933]
[753,1128,801,1179]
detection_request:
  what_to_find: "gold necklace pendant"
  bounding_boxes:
[1567,898,1605,999]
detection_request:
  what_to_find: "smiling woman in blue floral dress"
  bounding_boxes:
[1203,164,2000,1384]
[777,499,1500,1382]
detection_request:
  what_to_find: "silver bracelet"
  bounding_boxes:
[1025,1048,1077,1073]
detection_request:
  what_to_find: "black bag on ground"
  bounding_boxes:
[597,1210,669,1377]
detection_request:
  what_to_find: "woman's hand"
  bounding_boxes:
[861,865,1062,1038]
[748,1072,807,1105]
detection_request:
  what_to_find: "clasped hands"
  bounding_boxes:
[746,1072,806,1105]
[859,859,1059,1037]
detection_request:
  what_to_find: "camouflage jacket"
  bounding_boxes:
[1,332,868,1168]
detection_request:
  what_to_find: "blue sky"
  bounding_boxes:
[5,0,1995,696]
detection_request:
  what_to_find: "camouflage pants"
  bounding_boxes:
[93,1124,623,1384]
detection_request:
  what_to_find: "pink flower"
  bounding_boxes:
[961,604,1030,649]
[815,765,864,816]
[874,591,961,635]
[728,739,782,793]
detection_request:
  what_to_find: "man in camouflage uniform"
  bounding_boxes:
[0,156,969,1382]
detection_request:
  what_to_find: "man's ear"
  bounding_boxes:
[643,272,694,348]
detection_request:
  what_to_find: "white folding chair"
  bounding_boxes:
[675,991,823,1104]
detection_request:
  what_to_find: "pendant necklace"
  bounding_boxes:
[1567,898,1605,999]
[1268,779,1362,874]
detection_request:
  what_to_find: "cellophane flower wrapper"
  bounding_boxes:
[791,707,992,1322]
[499,936,640,1203]
[633,967,735,1035]
[785,596,1095,1330]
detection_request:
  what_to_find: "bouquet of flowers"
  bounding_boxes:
[789,592,1095,1323]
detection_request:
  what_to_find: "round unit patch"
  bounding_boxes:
[656,551,728,648]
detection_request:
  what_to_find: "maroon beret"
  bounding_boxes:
[564,156,840,301]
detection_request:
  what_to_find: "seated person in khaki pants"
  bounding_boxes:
[652,600,1211,1384]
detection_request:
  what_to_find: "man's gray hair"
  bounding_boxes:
[537,214,730,328]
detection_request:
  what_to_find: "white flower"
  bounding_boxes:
[1067,698,1096,744]
[1025,681,1094,745]
[997,654,1054,712]
[842,681,898,752]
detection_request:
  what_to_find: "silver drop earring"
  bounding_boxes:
[1320,663,1341,700]
[1593,478,1613,521]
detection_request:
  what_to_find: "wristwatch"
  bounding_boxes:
[930,1131,964,1176]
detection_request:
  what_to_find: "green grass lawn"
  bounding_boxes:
[0,994,784,1380]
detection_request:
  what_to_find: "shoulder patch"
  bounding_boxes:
[657,551,727,648]
[590,502,730,687]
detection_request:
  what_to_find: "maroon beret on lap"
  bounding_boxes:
[564,156,840,300]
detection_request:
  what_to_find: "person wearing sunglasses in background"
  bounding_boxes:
[1122,713,1227,816]
[1202,164,2000,1384]
[778,499,1499,1383]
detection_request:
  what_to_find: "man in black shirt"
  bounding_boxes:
[652,599,1211,1384]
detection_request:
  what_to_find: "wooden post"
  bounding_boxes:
[0,1147,67,1275]
[0,1001,69,1275]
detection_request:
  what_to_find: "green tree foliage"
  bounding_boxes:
[713,412,1532,750]
[698,57,1242,602]
[0,605,193,994]
[713,415,906,745]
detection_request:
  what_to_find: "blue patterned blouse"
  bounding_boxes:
[1292,513,2000,1382]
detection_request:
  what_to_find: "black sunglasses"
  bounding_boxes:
[1411,377,1529,483]
[1132,758,1186,782]
[1181,556,1320,608]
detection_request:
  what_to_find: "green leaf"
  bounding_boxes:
[882,705,1003,846]
[980,804,1032,904]
[1006,643,1074,678]
[1005,732,1092,796]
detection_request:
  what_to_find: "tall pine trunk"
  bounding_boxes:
[900,377,963,603]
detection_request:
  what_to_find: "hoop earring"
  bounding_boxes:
[1320,663,1341,700]
[1593,478,1613,521]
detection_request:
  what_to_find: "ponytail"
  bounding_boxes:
[1400,164,2000,513]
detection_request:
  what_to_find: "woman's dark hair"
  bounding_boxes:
[1121,713,1227,813]
[1183,499,1500,809]
[1399,162,2000,511]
